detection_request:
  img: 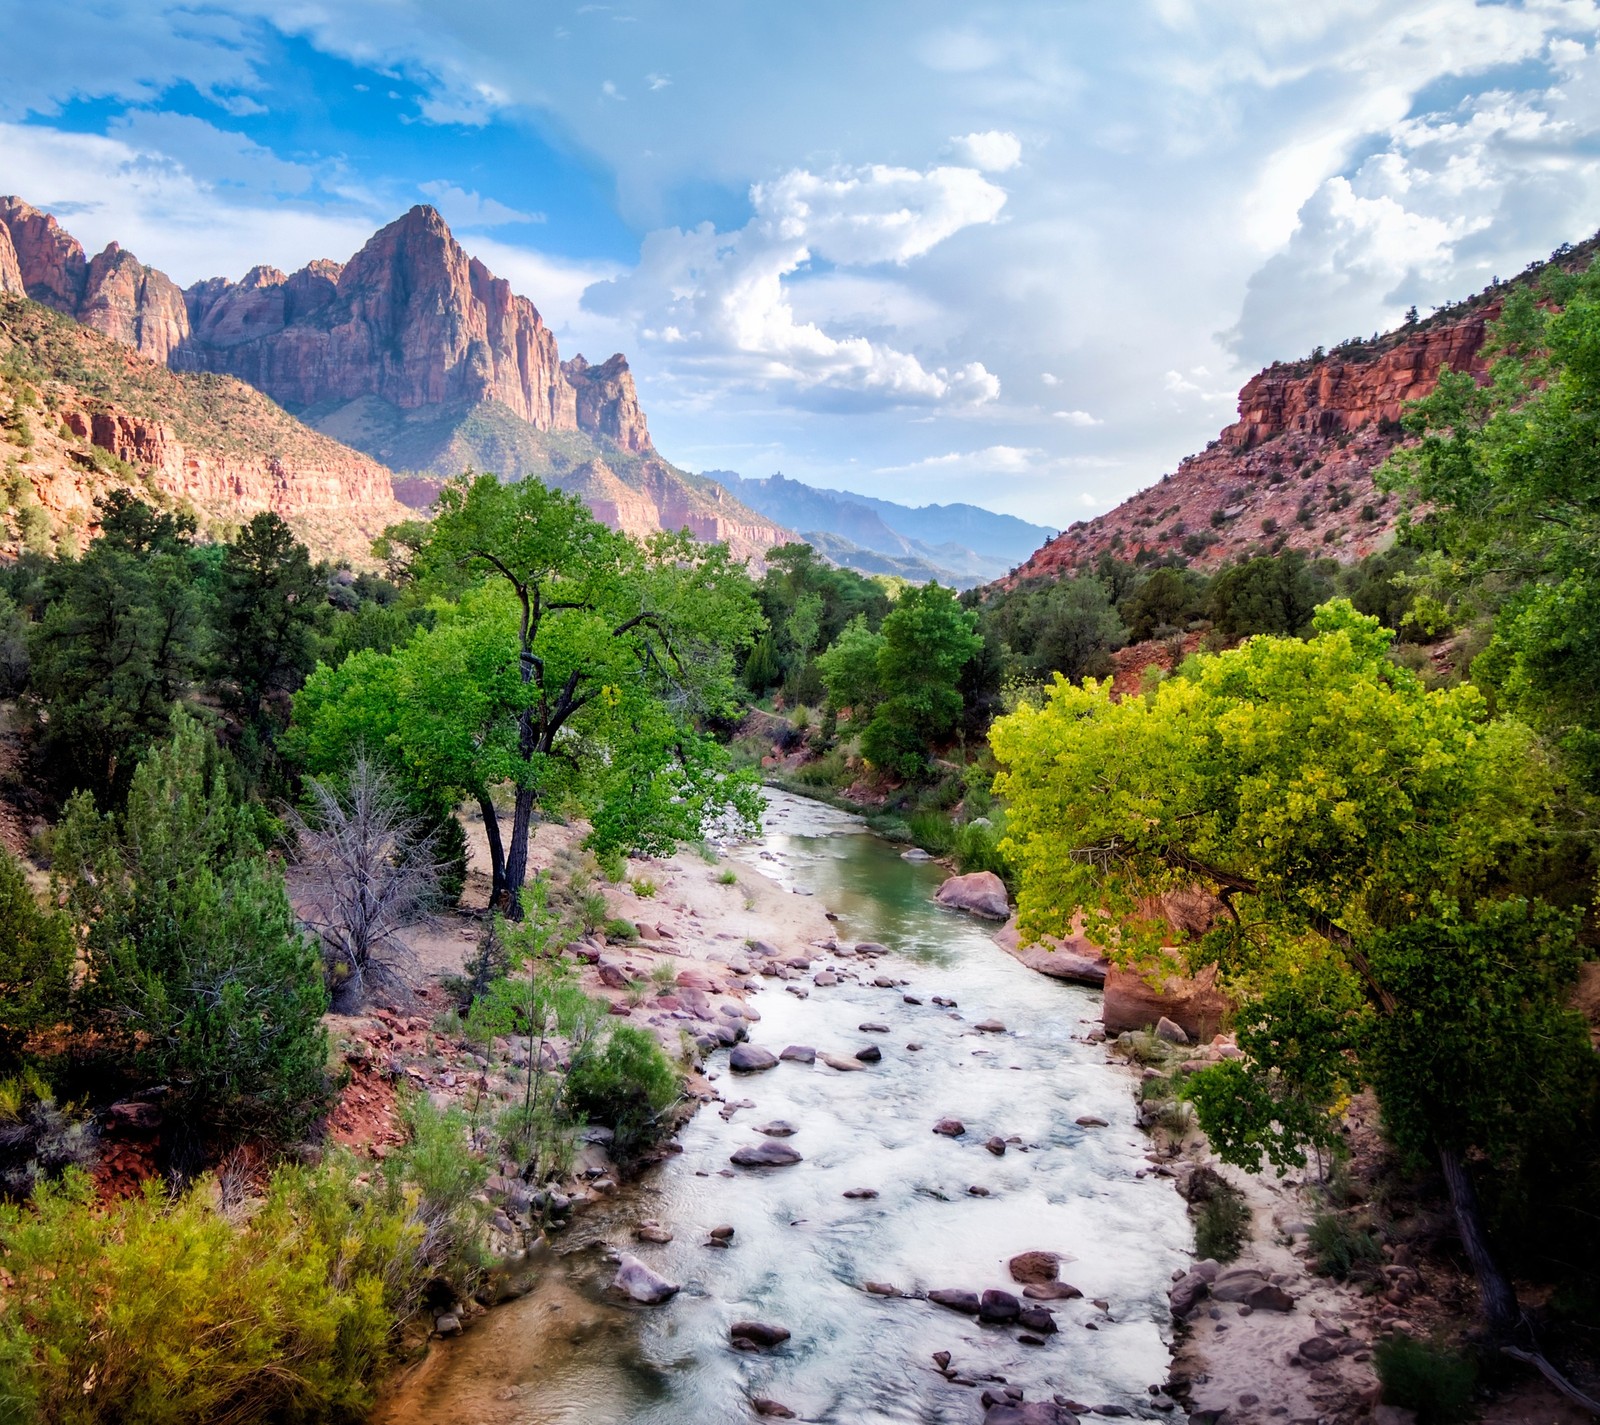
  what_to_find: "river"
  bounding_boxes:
[376,789,1192,1424]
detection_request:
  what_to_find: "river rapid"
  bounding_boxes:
[376,789,1192,1424]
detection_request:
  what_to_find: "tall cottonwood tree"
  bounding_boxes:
[314,474,763,913]
[992,602,1596,1357]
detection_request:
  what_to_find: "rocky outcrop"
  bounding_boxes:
[1011,230,1600,583]
[564,353,652,453]
[1101,963,1231,1041]
[0,223,22,296]
[993,916,1110,986]
[79,243,192,365]
[0,197,88,313]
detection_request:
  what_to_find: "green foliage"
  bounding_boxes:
[1122,565,1205,642]
[750,543,890,702]
[992,600,1596,1323]
[1308,1211,1382,1281]
[603,917,640,942]
[1206,550,1332,639]
[630,877,658,897]
[54,713,330,1146]
[564,1022,682,1171]
[0,851,72,1064]
[975,574,1126,681]
[27,493,207,801]
[716,868,738,886]
[1193,1183,1251,1263]
[1374,1335,1477,1424]
[815,614,886,719]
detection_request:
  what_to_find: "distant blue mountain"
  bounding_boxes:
[704,470,1055,586]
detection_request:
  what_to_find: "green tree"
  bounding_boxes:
[377,475,764,911]
[55,713,330,1150]
[0,851,73,1064]
[1121,565,1205,642]
[213,513,323,723]
[28,494,206,801]
[815,614,886,720]
[1205,550,1331,640]
[991,601,1596,1341]
[1382,268,1600,788]
[859,583,982,778]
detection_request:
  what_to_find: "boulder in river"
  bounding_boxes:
[974,1018,1006,1033]
[978,1289,1022,1323]
[755,1120,797,1137]
[612,1255,681,1304]
[729,1044,779,1072]
[1007,1251,1061,1284]
[633,1220,674,1244]
[779,1044,816,1063]
[730,1320,791,1351]
[821,1052,867,1073]
[752,1400,796,1419]
[928,1288,981,1314]
[934,871,1011,920]
[842,1187,879,1199]
[859,1021,889,1033]
[933,1118,965,1136]
[1017,1306,1058,1334]
[1022,1281,1083,1301]
[992,914,1110,986]
[983,1402,1079,1425]
[855,1044,883,1064]
[730,1141,803,1168]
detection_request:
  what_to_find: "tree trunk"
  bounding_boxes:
[504,785,536,918]
[476,793,507,910]
[1438,1144,1520,1338]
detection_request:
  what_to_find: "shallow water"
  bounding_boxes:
[376,790,1191,1424]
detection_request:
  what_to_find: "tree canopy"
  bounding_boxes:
[991,600,1596,1336]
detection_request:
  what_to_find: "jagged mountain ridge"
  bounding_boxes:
[707,469,1055,586]
[1011,229,1600,586]
[0,198,793,564]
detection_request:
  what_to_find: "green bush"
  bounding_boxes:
[1374,1334,1477,1423]
[0,1070,95,1199]
[1308,1210,1382,1280]
[716,869,738,886]
[791,746,850,789]
[0,1155,429,1425]
[1193,1183,1251,1262]
[602,917,639,942]
[564,1023,682,1172]
[906,809,957,855]
[951,818,1012,881]
[0,851,73,1065]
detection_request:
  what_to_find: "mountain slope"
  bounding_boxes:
[0,294,407,561]
[708,469,1055,584]
[1012,229,1600,585]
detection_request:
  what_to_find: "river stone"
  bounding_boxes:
[755,1120,796,1137]
[633,1220,674,1244]
[1008,1251,1061,1284]
[821,1052,866,1072]
[932,1350,952,1370]
[1210,1272,1294,1311]
[932,995,958,1007]
[1075,1115,1108,1128]
[612,1255,681,1304]
[708,1224,736,1242]
[750,940,781,957]
[731,1141,803,1167]
[928,1288,981,1315]
[974,1018,1007,1033]
[859,1021,889,1033]
[979,1289,1022,1323]
[934,870,1011,920]
[873,976,897,988]
[1155,1015,1190,1045]
[902,847,934,861]
[729,1044,779,1072]
[843,1187,879,1199]
[433,1312,462,1336]
[983,1402,1078,1425]
[855,942,889,955]
[814,971,839,986]
[1023,1281,1084,1301]
[779,1045,816,1063]
[985,1136,1007,1156]
[968,1185,992,1197]
[1297,1334,1340,1364]
[709,1021,740,1047]
[863,1280,897,1296]
[932,1118,965,1136]
[1017,1306,1058,1334]
[752,1401,796,1419]
[730,1320,791,1350]
[1168,1271,1208,1317]
[855,1044,883,1064]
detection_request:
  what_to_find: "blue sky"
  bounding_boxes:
[3,1,1600,524]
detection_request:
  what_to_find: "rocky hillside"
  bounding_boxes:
[0,295,408,562]
[1013,230,1600,583]
[0,197,790,563]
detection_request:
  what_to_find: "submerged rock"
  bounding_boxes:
[730,1141,803,1167]
[928,1288,981,1314]
[933,1118,966,1137]
[730,1320,791,1350]
[729,1044,779,1072]
[612,1255,681,1305]
[779,1044,816,1063]
[1007,1251,1061,1284]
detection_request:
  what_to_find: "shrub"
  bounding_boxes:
[597,848,627,884]
[1193,1182,1251,1262]
[603,917,639,942]
[716,869,738,886]
[0,1070,95,1199]
[630,877,658,898]
[906,809,957,855]
[387,1094,489,1291]
[564,1023,682,1172]
[650,960,679,988]
[0,1154,434,1425]
[579,891,609,933]
[1308,1210,1382,1280]
[951,818,1012,881]
[1374,1335,1477,1423]
[0,850,73,1064]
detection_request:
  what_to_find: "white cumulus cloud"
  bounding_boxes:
[951,130,1023,172]
[583,160,1007,407]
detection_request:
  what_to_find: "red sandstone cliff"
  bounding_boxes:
[0,223,22,296]
[563,353,653,454]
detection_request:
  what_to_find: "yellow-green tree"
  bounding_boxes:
[991,601,1596,1342]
